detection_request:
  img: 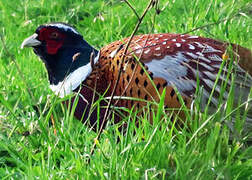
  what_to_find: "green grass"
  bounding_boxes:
[0,0,252,179]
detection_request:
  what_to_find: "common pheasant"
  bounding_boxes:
[21,23,252,129]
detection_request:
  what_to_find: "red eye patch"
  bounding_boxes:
[38,27,65,55]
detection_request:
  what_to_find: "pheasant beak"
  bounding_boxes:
[21,33,41,49]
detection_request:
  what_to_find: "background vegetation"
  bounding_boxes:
[0,0,252,179]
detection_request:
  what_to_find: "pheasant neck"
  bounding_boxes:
[49,47,100,97]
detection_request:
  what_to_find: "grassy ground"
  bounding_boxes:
[0,0,252,179]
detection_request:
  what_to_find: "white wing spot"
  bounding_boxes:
[167,46,170,49]
[159,34,164,37]
[155,47,161,51]
[195,42,205,48]
[188,35,199,39]
[155,37,159,40]
[186,52,198,59]
[176,43,181,47]
[135,49,142,54]
[188,44,195,50]
[144,49,151,54]
[154,53,162,57]
[181,39,186,42]
[196,52,204,57]
[172,39,176,42]
[162,41,167,45]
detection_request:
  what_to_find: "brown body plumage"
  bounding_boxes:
[21,23,252,130]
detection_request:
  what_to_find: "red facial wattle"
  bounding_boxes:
[46,39,64,54]
[38,28,65,55]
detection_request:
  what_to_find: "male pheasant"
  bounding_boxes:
[21,23,252,129]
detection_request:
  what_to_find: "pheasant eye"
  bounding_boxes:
[50,32,59,39]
